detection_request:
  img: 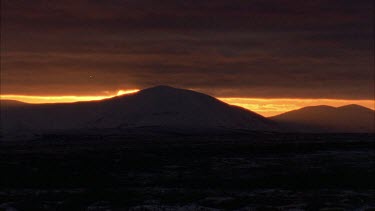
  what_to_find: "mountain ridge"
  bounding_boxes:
[271,104,374,133]
[1,86,278,135]
[1,86,373,135]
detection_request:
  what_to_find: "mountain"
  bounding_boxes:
[1,86,277,135]
[271,104,375,133]
[0,100,28,107]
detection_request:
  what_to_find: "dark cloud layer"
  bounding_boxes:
[1,0,374,99]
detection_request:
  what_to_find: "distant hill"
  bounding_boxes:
[0,100,29,107]
[271,104,375,133]
[1,86,277,135]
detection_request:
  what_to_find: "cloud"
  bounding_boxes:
[1,0,373,99]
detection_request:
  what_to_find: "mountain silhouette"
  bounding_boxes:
[271,104,375,133]
[0,100,28,107]
[1,86,277,134]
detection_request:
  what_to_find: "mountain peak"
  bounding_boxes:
[145,85,176,90]
[338,104,370,110]
[152,85,176,89]
[140,85,182,93]
[136,85,208,99]
[2,86,276,133]
[271,104,375,133]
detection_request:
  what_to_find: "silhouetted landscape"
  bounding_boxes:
[1,86,374,210]
[2,86,374,137]
[2,0,374,210]
[1,86,276,137]
[271,105,375,133]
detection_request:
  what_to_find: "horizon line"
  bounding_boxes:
[1,89,374,117]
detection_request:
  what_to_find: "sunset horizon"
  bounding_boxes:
[1,1,374,209]
[1,86,374,117]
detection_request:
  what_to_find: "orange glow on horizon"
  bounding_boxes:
[1,90,373,117]
[1,89,140,104]
[116,89,140,96]
[219,97,375,116]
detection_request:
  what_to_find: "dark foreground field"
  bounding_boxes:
[0,132,374,210]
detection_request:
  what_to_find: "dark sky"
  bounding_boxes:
[1,0,374,99]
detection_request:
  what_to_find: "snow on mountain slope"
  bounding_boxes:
[1,86,277,134]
